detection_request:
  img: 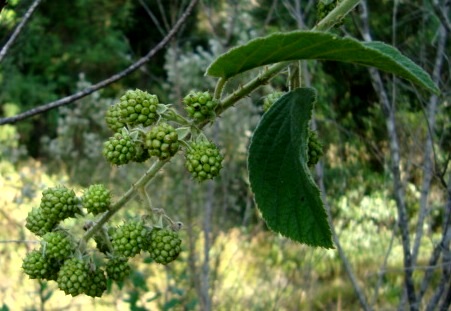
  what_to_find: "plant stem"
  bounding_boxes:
[81,160,167,243]
[313,0,361,31]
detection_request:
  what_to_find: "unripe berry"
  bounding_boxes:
[105,256,131,282]
[57,258,90,297]
[84,267,107,298]
[263,91,285,112]
[148,228,182,265]
[82,184,111,215]
[102,132,136,165]
[41,231,74,261]
[183,91,218,121]
[307,130,324,166]
[185,140,223,182]
[105,104,125,132]
[39,186,80,223]
[111,220,152,258]
[145,122,180,160]
[22,250,60,281]
[25,207,58,237]
[119,89,159,127]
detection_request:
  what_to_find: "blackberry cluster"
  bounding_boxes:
[145,122,180,160]
[40,186,80,223]
[119,89,159,127]
[56,258,90,297]
[84,267,107,298]
[183,91,218,121]
[263,91,285,112]
[22,250,60,281]
[82,184,111,215]
[148,229,182,265]
[185,140,223,182]
[105,256,131,282]
[111,220,152,258]
[25,207,57,237]
[41,231,74,261]
[102,131,136,165]
[307,130,324,166]
[105,104,125,132]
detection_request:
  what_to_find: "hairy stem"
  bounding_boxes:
[82,160,167,243]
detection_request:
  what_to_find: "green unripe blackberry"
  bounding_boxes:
[105,104,125,132]
[105,257,131,282]
[307,130,324,166]
[22,250,60,280]
[41,231,74,261]
[185,140,223,182]
[102,132,136,165]
[39,186,80,223]
[119,89,159,127]
[263,91,285,112]
[57,258,90,297]
[82,184,111,215]
[145,122,180,160]
[111,221,151,258]
[25,207,58,237]
[148,229,182,265]
[85,268,107,298]
[183,91,218,121]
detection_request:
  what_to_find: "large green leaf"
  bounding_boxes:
[206,31,439,95]
[248,88,333,248]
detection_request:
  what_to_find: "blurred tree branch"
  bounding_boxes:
[0,0,199,125]
[0,0,42,63]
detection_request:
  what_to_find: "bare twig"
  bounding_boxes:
[412,1,448,266]
[0,0,42,63]
[0,0,199,125]
[359,1,418,309]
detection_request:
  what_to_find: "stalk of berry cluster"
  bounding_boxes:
[81,159,167,243]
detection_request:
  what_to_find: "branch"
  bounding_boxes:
[412,1,448,266]
[316,163,372,311]
[0,0,199,125]
[0,0,42,63]
[359,1,417,309]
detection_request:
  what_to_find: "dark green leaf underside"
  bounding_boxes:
[206,31,439,95]
[248,88,333,248]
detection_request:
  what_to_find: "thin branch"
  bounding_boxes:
[138,0,166,37]
[316,163,373,311]
[430,0,451,33]
[412,2,448,265]
[0,0,42,63]
[359,1,417,309]
[0,0,199,125]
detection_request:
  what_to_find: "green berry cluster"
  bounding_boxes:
[41,231,74,261]
[263,91,285,112]
[82,184,111,215]
[185,139,223,182]
[183,90,218,121]
[40,186,80,222]
[119,89,159,127]
[105,256,131,282]
[102,131,136,165]
[145,122,180,160]
[307,130,324,166]
[22,250,60,281]
[148,228,182,265]
[105,104,125,132]
[25,207,57,237]
[111,220,152,258]
[56,258,108,298]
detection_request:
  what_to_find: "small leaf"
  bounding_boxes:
[248,88,333,248]
[206,31,439,95]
